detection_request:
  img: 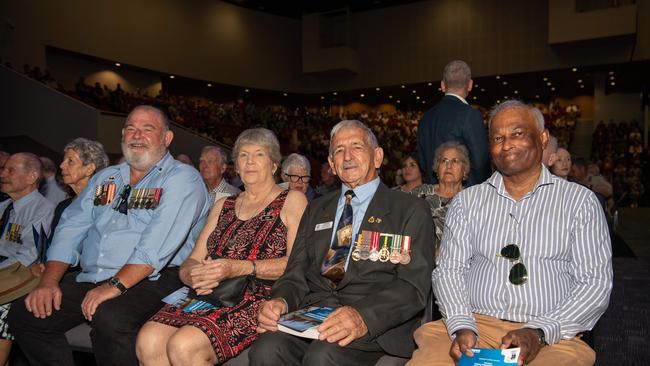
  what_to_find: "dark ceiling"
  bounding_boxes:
[221,0,427,18]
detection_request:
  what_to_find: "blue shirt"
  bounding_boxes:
[434,165,612,344]
[48,152,210,283]
[330,177,381,270]
[0,190,54,268]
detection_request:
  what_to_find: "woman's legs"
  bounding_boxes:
[136,321,178,366]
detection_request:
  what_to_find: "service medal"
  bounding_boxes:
[399,252,411,265]
[379,247,390,262]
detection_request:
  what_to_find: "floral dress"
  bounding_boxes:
[151,190,289,363]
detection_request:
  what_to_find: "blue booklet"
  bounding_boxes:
[277,306,337,339]
[458,348,520,366]
[162,286,217,313]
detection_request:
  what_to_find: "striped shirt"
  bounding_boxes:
[433,165,613,344]
[208,178,241,204]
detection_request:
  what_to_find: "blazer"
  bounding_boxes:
[417,95,491,186]
[272,183,434,357]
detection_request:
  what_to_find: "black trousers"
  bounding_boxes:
[249,331,385,366]
[8,268,181,366]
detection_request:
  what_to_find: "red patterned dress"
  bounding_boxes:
[151,190,289,363]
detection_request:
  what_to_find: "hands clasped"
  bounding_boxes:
[188,258,234,295]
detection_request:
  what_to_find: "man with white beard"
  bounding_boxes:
[9,105,210,366]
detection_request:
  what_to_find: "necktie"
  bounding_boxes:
[321,190,355,285]
[0,202,13,238]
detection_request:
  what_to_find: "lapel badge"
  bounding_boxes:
[376,218,382,224]
[368,216,375,223]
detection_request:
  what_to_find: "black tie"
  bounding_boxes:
[0,202,13,238]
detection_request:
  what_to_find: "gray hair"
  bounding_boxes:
[14,152,43,184]
[201,145,228,166]
[432,141,471,180]
[39,156,57,174]
[488,100,544,132]
[329,120,379,156]
[442,60,472,90]
[547,134,558,153]
[64,138,109,173]
[282,153,311,175]
[232,128,282,170]
[126,105,171,131]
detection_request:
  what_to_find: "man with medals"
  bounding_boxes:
[251,120,433,366]
[10,106,210,366]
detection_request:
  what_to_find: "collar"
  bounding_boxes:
[118,152,174,185]
[486,164,554,200]
[445,93,468,105]
[12,189,41,212]
[339,177,381,204]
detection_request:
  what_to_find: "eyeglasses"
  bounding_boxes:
[113,184,131,215]
[439,158,463,166]
[285,174,311,183]
[498,244,528,285]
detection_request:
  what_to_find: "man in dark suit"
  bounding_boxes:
[417,60,490,186]
[250,120,433,366]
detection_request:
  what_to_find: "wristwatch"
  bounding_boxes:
[108,277,128,295]
[533,328,547,345]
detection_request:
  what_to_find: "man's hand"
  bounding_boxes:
[318,306,368,347]
[188,258,234,294]
[80,283,121,321]
[257,298,287,333]
[501,328,545,366]
[25,282,62,319]
[450,329,478,361]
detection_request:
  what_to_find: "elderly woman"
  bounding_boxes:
[136,128,307,365]
[411,141,470,259]
[51,138,109,231]
[394,153,424,193]
[280,153,315,200]
[551,147,571,180]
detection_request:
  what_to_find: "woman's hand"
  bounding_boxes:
[188,258,235,294]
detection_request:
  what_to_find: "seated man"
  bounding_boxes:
[0,153,55,363]
[250,120,433,366]
[408,100,612,366]
[9,105,210,366]
[198,145,240,203]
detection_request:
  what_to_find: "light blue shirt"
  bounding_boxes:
[330,177,381,270]
[0,190,54,269]
[47,152,210,283]
[434,165,612,344]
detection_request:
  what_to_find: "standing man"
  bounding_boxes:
[9,105,210,366]
[250,120,433,366]
[417,60,490,186]
[198,145,240,203]
[408,100,612,366]
[39,157,67,205]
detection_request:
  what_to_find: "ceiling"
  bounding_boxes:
[221,0,427,18]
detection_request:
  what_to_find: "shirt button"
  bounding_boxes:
[98,268,103,272]
[112,220,116,224]
[103,234,107,238]
[99,253,104,258]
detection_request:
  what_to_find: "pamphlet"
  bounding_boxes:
[458,348,520,366]
[162,286,217,313]
[277,306,336,339]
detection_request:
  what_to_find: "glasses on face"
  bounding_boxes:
[285,174,311,183]
[439,158,463,166]
[113,184,131,215]
[498,244,528,285]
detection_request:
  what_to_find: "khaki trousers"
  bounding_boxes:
[407,314,595,366]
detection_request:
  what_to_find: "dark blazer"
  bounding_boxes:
[272,183,434,357]
[417,95,490,186]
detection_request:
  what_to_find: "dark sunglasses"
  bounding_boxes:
[285,174,311,183]
[113,184,131,215]
[498,244,528,285]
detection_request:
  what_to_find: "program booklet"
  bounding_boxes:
[277,306,337,339]
[162,286,217,313]
[458,348,521,366]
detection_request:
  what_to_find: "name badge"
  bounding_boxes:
[315,221,333,231]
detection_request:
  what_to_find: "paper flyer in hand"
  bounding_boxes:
[162,286,217,313]
[458,347,520,366]
[277,306,336,339]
